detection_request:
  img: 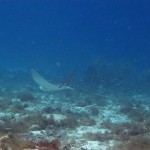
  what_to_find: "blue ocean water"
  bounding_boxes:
[0,1,150,149]
[0,0,150,74]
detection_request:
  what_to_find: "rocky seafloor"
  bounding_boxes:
[0,70,150,150]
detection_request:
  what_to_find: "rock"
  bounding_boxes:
[29,124,40,131]
[43,113,67,123]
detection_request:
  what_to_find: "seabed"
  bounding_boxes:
[0,69,149,150]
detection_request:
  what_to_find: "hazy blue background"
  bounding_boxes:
[0,0,150,75]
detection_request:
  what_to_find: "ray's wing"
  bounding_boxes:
[31,68,60,91]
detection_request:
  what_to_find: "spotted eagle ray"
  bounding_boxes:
[31,68,73,91]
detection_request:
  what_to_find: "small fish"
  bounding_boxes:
[31,68,73,91]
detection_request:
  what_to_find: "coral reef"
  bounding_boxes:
[0,134,60,150]
[113,136,150,150]
[17,92,36,102]
[0,68,150,149]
